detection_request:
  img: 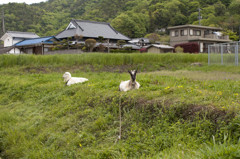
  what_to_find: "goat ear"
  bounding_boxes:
[128,70,132,75]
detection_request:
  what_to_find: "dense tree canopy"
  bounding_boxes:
[0,0,239,40]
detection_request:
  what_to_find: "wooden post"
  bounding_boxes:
[107,39,110,53]
[42,44,44,55]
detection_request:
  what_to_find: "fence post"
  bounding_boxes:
[208,45,210,65]
[221,44,223,65]
[236,42,239,66]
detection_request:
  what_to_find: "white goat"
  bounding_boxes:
[63,72,88,86]
[119,70,140,91]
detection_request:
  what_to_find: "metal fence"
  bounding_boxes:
[208,42,239,66]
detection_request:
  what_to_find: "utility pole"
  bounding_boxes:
[2,9,5,34]
[198,8,202,26]
[239,26,240,41]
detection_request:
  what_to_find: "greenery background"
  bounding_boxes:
[0,0,240,40]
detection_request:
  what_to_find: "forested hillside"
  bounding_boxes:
[0,0,239,39]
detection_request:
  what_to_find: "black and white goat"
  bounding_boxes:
[63,72,88,86]
[119,70,140,91]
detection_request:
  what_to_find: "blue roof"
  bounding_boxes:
[15,36,57,46]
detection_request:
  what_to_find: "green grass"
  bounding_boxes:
[0,53,207,67]
[0,53,240,158]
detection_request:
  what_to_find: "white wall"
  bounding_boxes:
[8,48,21,54]
[4,37,13,47]
[4,37,23,47]
[200,42,203,53]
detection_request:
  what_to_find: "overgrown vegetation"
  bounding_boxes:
[0,53,240,158]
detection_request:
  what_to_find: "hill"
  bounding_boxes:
[0,53,240,158]
[0,0,239,40]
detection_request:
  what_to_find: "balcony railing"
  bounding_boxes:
[204,34,229,40]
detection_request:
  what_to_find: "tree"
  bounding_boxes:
[117,40,126,48]
[85,39,96,52]
[214,1,226,16]
[74,34,83,50]
[145,33,160,43]
[111,11,149,38]
[98,36,104,43]
[223,30,239,41]
[229,0,240,15]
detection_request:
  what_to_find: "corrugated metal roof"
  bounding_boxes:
[15,36,56,46]
[123,44,141,50]
[129,38,150,43]
[6,31,40,39]
[56,20,130,41]
[148,44,174,49]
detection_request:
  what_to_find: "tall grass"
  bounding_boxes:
[0,53,208,67]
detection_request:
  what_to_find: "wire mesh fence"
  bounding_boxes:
[208,42,239,66]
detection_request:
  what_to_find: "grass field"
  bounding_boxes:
[0,53,240,158]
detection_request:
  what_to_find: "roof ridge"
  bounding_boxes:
[7,31,38,35]
[72,19,84,31]
[73,19,109,25]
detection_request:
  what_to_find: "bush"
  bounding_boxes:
[139,48,147,53]
[85,39,97,52]
[175,46,184,53]
[96,44,106,52]
[174,42,199,53]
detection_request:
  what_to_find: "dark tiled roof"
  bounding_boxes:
[56,20,130,41]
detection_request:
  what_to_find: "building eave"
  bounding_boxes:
[189,38,232,42]
[167,25,222,31]
[0,33,12,41]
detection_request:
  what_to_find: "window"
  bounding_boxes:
[180,30,184,36]
[193,30,201,36]
[171,31,175,37]
[204,30,210,35]
[180,29,188,36]
[189,29,193,35]
[175,30,179,37]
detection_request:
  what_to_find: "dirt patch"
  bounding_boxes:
[86,95,235,125]
[178,104,235,124]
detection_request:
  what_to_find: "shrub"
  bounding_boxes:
[175,46,184,53]
[85,39,97,52]
[174,42,199,53]
[139,48,147,53]
[117,40,126,48]
[96,44,106,52]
